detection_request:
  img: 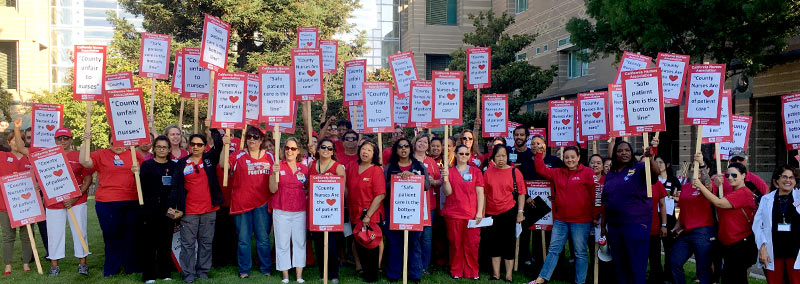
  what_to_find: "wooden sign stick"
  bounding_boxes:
[402,230,409,284]
[178,98,185,130]
[240,125,248,150]
[222,129,231,186]
[715,142,723,197]
[149,78,157,131]
[193,99,199,134]
[82,101,92,161]
[541,231,547,261]
[274,127,281,183]
[514,237,519,271]
[694,62,710,189]
[593,141,598,155]
[26,224,42,274]
[323,231,329,284]
[68,208,89,252]
[304,101,312,146]
[443,126,449,171]
[378,133,383,165]
[593,242,599,284]
[131,146,144,205]
[208,71,215,120]
[644,132,653,197]
[476,88,481,128]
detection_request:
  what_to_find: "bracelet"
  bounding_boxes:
[518,209,524,213]
[661,223,667,227]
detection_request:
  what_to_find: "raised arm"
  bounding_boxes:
[533,152,558,181]
[79,130,93,169]
[12,118,29,156]
[692,178,733,209]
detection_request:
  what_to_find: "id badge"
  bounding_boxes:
[778,223,791,232]
[162,176,173,186]
[463,173,473,181]
[509,153,518,162]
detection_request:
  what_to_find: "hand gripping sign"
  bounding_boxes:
[309,175,345,232]
[781,93,800,150]
[466,47,491,89]
[614,51,652,84]
[548,100,577,147]
[577,91,609,141]
[182,48,211,99]
[684,64,725,125]
[409,80,438,129]
[0,171,46,228]
[701,89,734,143]
[621,68,666,133]
[211,72,247,129]
[655,53,690,105]
[320,40,339,74]
[259,66,295,124]
[390,174,425,231]
[343,59,367,106]
[245,73,260,126]
[482,94,508,137]
[388,51,419,96]
[362,81,394,134]
[199,14,231,72]
[720,115,752,160]
[432,70,463,125]
[31,103,64,150]
[73,45,107,101]
[139,32,172,80]
[297,27,319,49]
[29,147,82,206]
[292,48,324,101]
[105,72,134,91]
[104,88,151,147]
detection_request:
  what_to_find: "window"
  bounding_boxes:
[516,0,528,13]
[558,37,570,47]
[426,0,457,26]
[0,41,18,89]
[425,54,451,80]
[568,49,589,79]
[1,0,15,8]
[536,48,540,54]
[543,45,548,51]
[516,53,527,61]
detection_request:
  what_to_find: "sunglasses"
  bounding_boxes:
[55,136,71,141]
[462,137,474,141]
[189,142,205,148]
[319,145,334,151]
[457,152,471,156]
[246,134,262,140]
[343,136,358,142]
[284,146,299,152]
[397,144,410,149]
[724,173,739,179]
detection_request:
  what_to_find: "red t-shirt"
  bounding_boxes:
[169,149,190,161]
[0,152,21,212]
[715,187,756,245]
[91,149,144,202]
[382,148,392,166]
[182,158,218,215]
[345,164,385,224]
[270,161,309,212]
[534,153,597,223]
[309,160,342,176]
[678,183,714,231]
[443,165,485,219]
[229,150,274,215]
[15,155,31,172]
[47,151,93,210]
[336,148,358,170]
[483,166,524,215]
[650,182,667,235]
[717,172,769,195]
[420,156,440,212]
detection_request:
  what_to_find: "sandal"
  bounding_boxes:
[239,274,249,279]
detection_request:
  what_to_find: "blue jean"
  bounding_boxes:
[421,212,434,270]
[233,203,272,274]
[538,220,591,283]
[668,226,713,284]
[382,219,423,280]
[96,201,142,276]
[607,222,650,284]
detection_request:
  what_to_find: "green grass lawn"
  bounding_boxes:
[1,199,767,283]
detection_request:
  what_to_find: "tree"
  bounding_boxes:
[566,0,800,75]
[448,11,557,132]
[0,78,13,123]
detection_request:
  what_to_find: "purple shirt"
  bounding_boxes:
[602,162,652,224]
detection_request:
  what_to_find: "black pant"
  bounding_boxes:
[721,235,757,284]
[312,232,340,279]
[355,242,379,282]
[648,234,664,283]
[486,207,518,260]
[141,212,175,281]
[212,206,238,267]
[37,220,48,258]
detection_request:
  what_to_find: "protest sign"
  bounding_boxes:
[393,89,410,127]
[432,70,463,125]
[409,80,437,129]
[139,32,172,80]
[182,48,210,99]
[466,47,491,89]
[526,180,553,230]
[31,103,64,149]
[297,27,319,49]
[211,72,246,129]
[105,72,134,91]
[607,84,634,137]
[614,51,652,84]
[702,89,733,143]
[684,64,725,125]
[720,115,752,160]
[343,59,367,106]
[548,100,576,147]
[29,147,81,206]
[621,68,666,133]
[104,88,150,147]
[781,93,800,150]
[390,174,424,231]
[656,53,690,105]
[388,51,418,95]
[0,171,46,228]
[259,66,295,123]
[199,14,231,72]
[309,175,345,232]
[577,91,609,141]
[292,48,324,101]
[269,103,298,134]
[482,94,508,137]
[348,103,365,134]
[320,40,339,74]
[73,45,107,101]
[245,73,260,126]
[171,49,184,94]
[362,81,394,133]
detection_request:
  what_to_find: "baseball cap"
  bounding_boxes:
[54,128,73,138]
[354,222,382,249]
[729,147,747,161]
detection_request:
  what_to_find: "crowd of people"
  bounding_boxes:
[0,116,798,284]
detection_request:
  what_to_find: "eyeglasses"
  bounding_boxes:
[343,136,358,142]
[779,175,795,180]
[284,146,299,152]
[457,152,471,156]
[462,137,474,141]
[319,145,334,151]
[154,145,169,150]
[189,142,205,148]
[393,132,404,137]
[246,135,262,140]
[55,136,71,141]
[397,144,410,149]
[724,173,739,179]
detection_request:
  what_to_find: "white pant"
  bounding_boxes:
[46,203,89,260]
[273,209,306,271]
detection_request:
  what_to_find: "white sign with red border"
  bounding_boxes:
[171,49,183,94]
[30,147,82,206]
[467,47,491,89]
[621,68,666,133]
[432,70,463,125]
[684,64,725,125]
[182,48,210,99]
[393,90,410,127]
[199,14,231,72]
[348,103,365,134]
[104,88,150,147]
[245,73,260,126]
[656,53,690,105]
[344,59,366,106]
[211,72,247,129]
[548,100,577,147]
[309,175,345,232]
[702,89,733,143]
[390,174,424,231]
[720,115,752,160]
[320,40,338,74]
[409,80,437,129]
[482,93,508,137]
[388,51,418,95]
[781,93,800,150]
[105,72,134,91]
[607,84,634,137]
[259,66,295,123]
[0,171,45,228]
[292,48,324,101]
[31,103,64,149]
[139,32,172,80]
[526,180,553,231]
[362,81,394,133]
[577,91,609,141]
[73,45,107,101]
[614,51,652,84]
[297,27,319,49]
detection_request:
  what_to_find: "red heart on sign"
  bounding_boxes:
[478,64,486,70]
[494,112,502,117]
[561,119,570,125]
[326,199,336,206]
[446,93,456,100]
[229,96,239,103]
[249,95,257,102]
[53,169,63,177]
[306,41,312,47]
[307,70,316,77]
[702,89,714,97]
[668,75,679,81]
[592,112,602,118]
[21,192,31,200]
[46,125,55,131]
[404,70,411,76]
[422,100,430,106]
[402,106,409,111]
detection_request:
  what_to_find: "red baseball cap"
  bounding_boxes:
[354,222,382,249]
[54,128,73,138]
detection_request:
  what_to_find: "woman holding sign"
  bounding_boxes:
[309,138,346,282]
[346,140,385,283]
[753,165,800,284]
[269,137,310,284]
[411,134,442,274]
[482,144,525,283]
[441,144,485,279]
[139,135,177,282]
[0,129,34,275]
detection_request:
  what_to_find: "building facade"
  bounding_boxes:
[0,1,52,108]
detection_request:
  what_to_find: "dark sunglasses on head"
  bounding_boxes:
[397,144,410,149]
[189,142,205,148]
[319,145,334,151]
[724,173,739,179]
[343,136,358,142]
[246,134,262,140]
[462,137,474,141]
[284,146,299,151]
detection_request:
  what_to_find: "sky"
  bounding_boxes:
[338,0,378,41]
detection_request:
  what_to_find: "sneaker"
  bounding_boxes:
[164,278,173,281]
[48,266,60,276]
[78,264,88,276]
[146,280,156,284]
[331,279,339,284]
[524,260,532,266]
[473,277,480,280]
[297,278,305,283]
[281,279,290,284]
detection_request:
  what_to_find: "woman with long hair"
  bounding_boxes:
[753,165,800,283]
[459,130,482,167]
[139,135,177,282]
[164,125,188,161]
[309,138,346,283]
[346,140,385,283]
[269,137,309,283]
[483,144,525,282]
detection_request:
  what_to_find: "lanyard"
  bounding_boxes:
[778,195,791,223]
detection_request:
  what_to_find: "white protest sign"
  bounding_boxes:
[292,48,323,101]
[297,27,319,48]
[482,93,508,137]
[526,180,553,230]
[104,88,150,147]
[614,51,652,84]
[244,73,260,126]
[388,51,418,95]
[656,53,690,105]
[409,80,437,128]
[432,70,463,125]
[721,115,752,160]
[309,175,345,231]
[362,81,393,133]
[72,45,107,101]
[467,47,491,89]
[607,84,633,137]
[199,14,231,72]
[259,66,294,123]
[105,72,134,91]
[320,40,338,74]
[31,103,63,149]
[182,48,210,99]
[702,90,733,143]
[390,174,424,231]
[0,171,46,228]
[139,32,172,80]
[344,60,366,106]
[348,104,365,134]
[393,91,410,127]
[621,68,665,133]
[684,64,725,125]
[30,147,82,206]
[577,91,609,141]
[548,100,576,147]
[211,72,246,129]
[171,49,183,94]
[781,93,800,150]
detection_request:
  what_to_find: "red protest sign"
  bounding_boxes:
[656,53,690,105]
[139,32,172,80]
[245,73,260,126]
[199,14,231,72]
[577,91,609,141]
[31,103,64,150]
[390,174,425,231]
[182,48,210,99]
[526,180,553,230]
[105,88,151,147]
[531,128,547,138]
[362,81,394,133]
[320,40,339,74]
[409,80,438,129]
[29,147,81,206]
[309,175,345,232]
[614,51,652,84]
[432,70,463,125]
[211,72,247,129]
[0,171,46,228]
[482,93,508,137]
[781,93,800,150]
[621,68,666,133]
[684,64,725,125]
[73,45,107,101]
[105,72,134,91]
[720,115,752,160]
[548,100,577,147]
[701,89,733,143]
[297,27,319,49]
[259,66,295,123]
[170,49,183,94]
[292,48,324,101]
[393,89,410,127]
[388,51,419,95]
[344,59,367,106]
[467,47,491,89]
